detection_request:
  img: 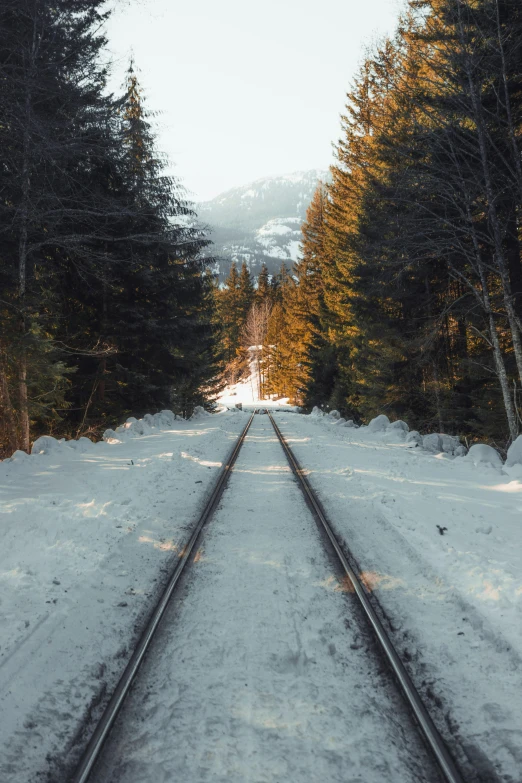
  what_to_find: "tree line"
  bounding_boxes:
[0,0,219,456]
[213,261,278,398]
[240,0,522,446]
[213,257,323,405]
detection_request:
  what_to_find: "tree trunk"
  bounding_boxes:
[484,298,518,441]
[98,269,108,402]
[432,361,444,433]
[474,237,519,441]
[98,358,106,402]
[0,361,18,454]
[494,0,522,200]
[17,50,34,454]
[18,171,31,450]
[505,206,522,322]
[450,196,519,440]
[462,50,522,386]
[18,352,30,452]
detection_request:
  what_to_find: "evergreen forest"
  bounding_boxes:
[216,0,522,449]
[2,0,522,456]
[0,1,219,456]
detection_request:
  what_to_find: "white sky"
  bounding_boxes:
[105,0,403,201]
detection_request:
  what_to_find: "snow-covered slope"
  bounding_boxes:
[199,170,328,280]
[217,356,298,410]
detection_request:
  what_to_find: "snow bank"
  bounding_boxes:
[101,411,179,445]
[506,434,522,467]
[191,405,211,420]
[152,409,178,428]
[356,415,410,442]
[367,414,390,432]
[421,433,465,456]
[67,436,96,453]
[387,419,409,433]
[358,413,466,457]
[2,409,188,463]
[31,435,74,456]
[443,435,466,456]
[465,443,503,469]
[422,433,443,453]
[304,407,484,466]
[8,449,30,462]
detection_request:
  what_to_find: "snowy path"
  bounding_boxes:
[274,412,522,782]
[0,411,246,782]
[94,417,441,783]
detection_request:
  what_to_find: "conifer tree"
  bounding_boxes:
[256,264,271,303]
[0,0,114,450]
[282,0,522,442]
[213,261,254,383]
[291,185,326,404]
[0,7,220,453]
[238,262,255,323]
[215,262,241,365]
[264,265,296,400]
[113,62,216,417]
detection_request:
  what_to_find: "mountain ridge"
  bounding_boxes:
[198,169,328,280]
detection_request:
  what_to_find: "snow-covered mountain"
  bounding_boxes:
[198,170,328,280]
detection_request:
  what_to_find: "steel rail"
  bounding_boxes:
[70,413,255,783]
[267,411,464,783]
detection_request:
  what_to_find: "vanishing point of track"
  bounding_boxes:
[70,410,464,783]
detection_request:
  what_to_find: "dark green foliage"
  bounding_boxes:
[213,261,255,383]
[0,3,220,454]
[256,264,271,302]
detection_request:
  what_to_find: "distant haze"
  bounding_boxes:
[105,0,402,201]
[199,170,329,279]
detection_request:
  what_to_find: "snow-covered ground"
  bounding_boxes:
[273,409,522,782]
[0,408,246,782]
[94,417,441,783]
[1,390,521,782]
[217,363,299,411]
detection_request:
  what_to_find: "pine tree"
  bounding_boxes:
[215,262,240,366]
[213,261,254,383]
[237,262,255,322]
[284,0,522,442]
[290,183,337,409]
[264,264,296,400]
[0,11,220,453]
[256,264,271,302]
[0,0,114,451]
[110,62,216,417]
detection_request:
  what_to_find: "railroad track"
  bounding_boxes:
[267,411,464,783]
[70,410,465,783]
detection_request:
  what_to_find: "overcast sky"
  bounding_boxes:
[105,0,402,202]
